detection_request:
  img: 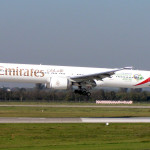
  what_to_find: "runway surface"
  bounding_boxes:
[0,105,150,108]
[0,117,150,123]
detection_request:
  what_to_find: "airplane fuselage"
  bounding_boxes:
[0,63,150,90]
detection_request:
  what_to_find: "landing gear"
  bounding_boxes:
[86,92,91,97]
[74,88,91,97]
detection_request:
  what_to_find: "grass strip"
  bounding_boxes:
[0,123,150,150]
[0,106,150,117]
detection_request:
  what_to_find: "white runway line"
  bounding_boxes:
[81,117,150,123]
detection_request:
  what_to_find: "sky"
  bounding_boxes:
[0,0,150,87]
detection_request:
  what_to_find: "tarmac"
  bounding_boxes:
[0,117,150,123]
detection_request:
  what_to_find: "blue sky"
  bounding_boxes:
[0,0,150,70]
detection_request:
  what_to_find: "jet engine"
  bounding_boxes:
[46,77,71,90]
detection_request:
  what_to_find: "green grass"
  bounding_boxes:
[0,106,150,117]
[1,101,150,106]
[0,123,150,150]
[0,103,150,150]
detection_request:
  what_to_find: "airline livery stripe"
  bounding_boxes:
[135,77,150,86]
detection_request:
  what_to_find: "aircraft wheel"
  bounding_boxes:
[74,90,78,94]
[86,92,91,97]
[82,91,87,95]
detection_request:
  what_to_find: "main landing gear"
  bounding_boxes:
[74,87,91,97]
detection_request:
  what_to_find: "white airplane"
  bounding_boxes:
[0,63,150,96]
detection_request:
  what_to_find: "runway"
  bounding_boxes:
[0,104,150,108]
[0,117,150,123]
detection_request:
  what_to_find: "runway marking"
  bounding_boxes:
[0,117,150,123]
[81,117,150,123]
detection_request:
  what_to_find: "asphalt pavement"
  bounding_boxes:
[0,117,150,123]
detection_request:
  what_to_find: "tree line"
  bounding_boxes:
[0,87,150,102]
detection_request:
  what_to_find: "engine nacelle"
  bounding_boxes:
[46,77,71,90]
[94,80,104,87]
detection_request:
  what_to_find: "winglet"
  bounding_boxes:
[123,66,133,70]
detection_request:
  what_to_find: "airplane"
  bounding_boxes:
[0,63,150,96]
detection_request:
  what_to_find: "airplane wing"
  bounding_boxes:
[71,67,132,82]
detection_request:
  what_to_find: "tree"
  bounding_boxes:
[119,88,128,93]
